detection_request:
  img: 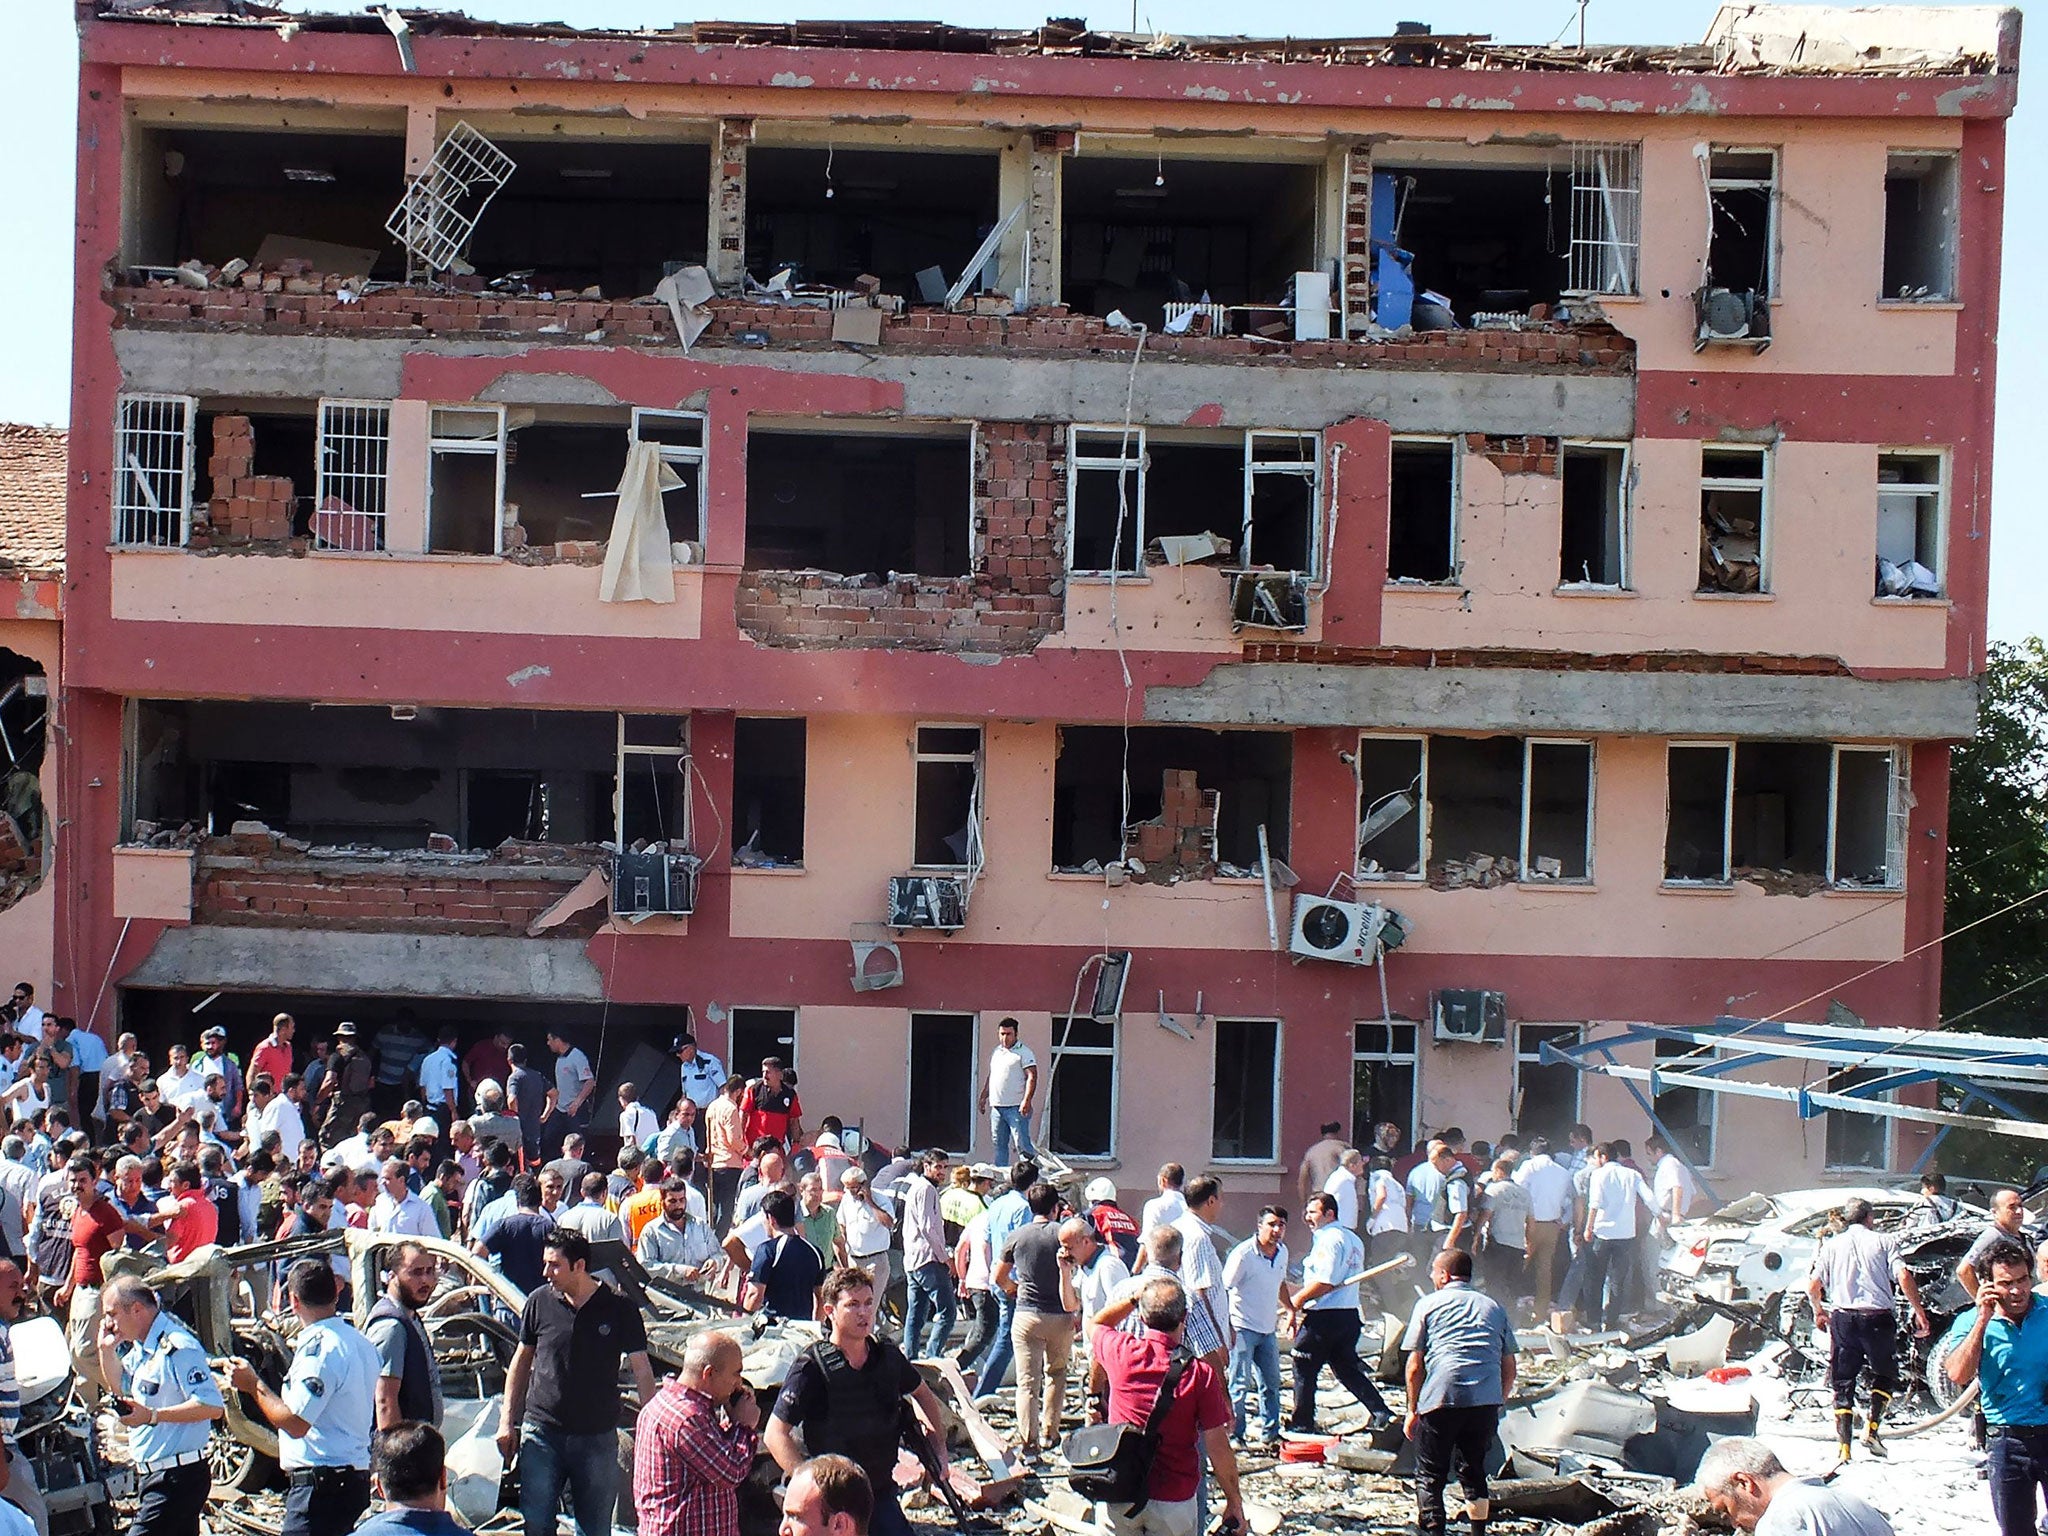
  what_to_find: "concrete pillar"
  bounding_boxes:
[384,399,431,554]
[710,118,754,290]
[1341,144,1373,339]
[1026,131,1070,310]
[404,103,438,177]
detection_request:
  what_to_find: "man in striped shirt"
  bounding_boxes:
[632,1330,760,1536]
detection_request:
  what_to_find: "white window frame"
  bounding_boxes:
[1664,740,1736,886]
[1387,434,1461,585]
[630,407,709,547]
[1355,732,1428,883]
[114,392,196,548]
[1243,430,1322,578]
[1875,448,1947,597]
[912,723,984,873]
[1698,443,1772,594]
[1520,737,1596,884]
[1067,425,1147,575]
[615,713,692,850]
[427,403,507,554]
[1211,1016,1283,1165]
[1559,440,1632,591]
[1706,146,1781,298]
[1822,1069,1897,1172]
[1566,142,1642,297]
[1048,1015,1120,1163]
[314,399,393,551]
[1827,745,1907,890]
[905,1011,979,1158]
[1352,1020,1420,1144]
[1513,1023,1584,1131]
[1881,150,1960,303]
[1653,1034,1718,1170]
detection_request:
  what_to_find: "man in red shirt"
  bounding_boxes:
[161,1161,219,1262]
[632,1328,760,1536]
[462,1029,512,1100]
[54,1156,128,1398]
[1086,1276,1244,1536]
[250,1014,295,1103]
[741,1057,803,1150]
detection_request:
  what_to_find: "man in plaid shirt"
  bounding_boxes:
[632,1330,761,1536]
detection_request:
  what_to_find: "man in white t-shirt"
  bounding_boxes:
[977,1017,1038,1166]
[615,1081,659,1151]
[1579,1142,1658,1330]
[1512,1136,1577,1320]
[1322,1149,1365,1231]
[1645,1134,1697,1225]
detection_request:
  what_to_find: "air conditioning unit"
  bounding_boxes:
[1432,989,1507,1044]
[1289,895,1390,966]
[611,851,699,917]
[1227,571,1309,633]
[1692,287,1771,352]
[887,875,968,930]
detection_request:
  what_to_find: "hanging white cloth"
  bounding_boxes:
[598,440,681,604]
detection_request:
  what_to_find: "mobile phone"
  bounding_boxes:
[110,1396,139,1417]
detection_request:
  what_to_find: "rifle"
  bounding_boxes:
[899,1398,980,1535]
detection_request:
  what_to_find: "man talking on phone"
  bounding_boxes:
[633,1329,761,1536]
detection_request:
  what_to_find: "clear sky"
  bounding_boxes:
[6,0,2036,641]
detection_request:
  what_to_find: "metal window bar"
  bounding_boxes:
[114,393,194,547]
[386,122,518,277]
[314,401,391,552]
[1567,143,1641,297]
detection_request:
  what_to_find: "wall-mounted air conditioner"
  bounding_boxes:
[1432,989,1508,1044]
[1289,895,1390,966]
[1692,287,1771,352]
[611,851,699,917]
[888,875,968,930]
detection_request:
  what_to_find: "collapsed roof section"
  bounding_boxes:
[89,2,2018,78]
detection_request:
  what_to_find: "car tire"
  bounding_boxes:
[206,1423,278,1493]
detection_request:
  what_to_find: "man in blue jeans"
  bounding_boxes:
[900,1149,957,1358]
[970,1160,1037,1395]
[978,1019,1038,1167]
[1944,1237,2048,1536]
[498,1229,659,1536]
[1222,1205,1295,1444]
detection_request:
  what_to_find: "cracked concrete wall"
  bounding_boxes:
[123,926,609,1001]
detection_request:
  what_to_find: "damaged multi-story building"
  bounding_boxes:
[58,0,2013,1215]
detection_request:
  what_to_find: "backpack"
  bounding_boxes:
[1063,1345,1193,1517]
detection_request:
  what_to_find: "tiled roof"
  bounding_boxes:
[0,426,66,579]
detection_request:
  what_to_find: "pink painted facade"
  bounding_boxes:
[58,4,2015,1218]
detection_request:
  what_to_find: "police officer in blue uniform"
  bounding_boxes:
[229,1259,381,1536]
[95,1274,226,1536]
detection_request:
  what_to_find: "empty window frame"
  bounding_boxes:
[1352,1021,1419,1151]
[1066,429,1319,576]
[1358,734,1592,883]
[1653,1035,1717,1168]
[1698,445,1769,595]
[1660,741,1903,888]
[1560,443,1629,589]
[616,714,691,849]
[1052,725,1292,872]
[1523,740,1595,881]
[1882,152,1959,302]
[1047,1015,1118,1159]
[1664,742,1736,883]
[1212,1018,1280,1162]
[1388,438,1458,583]
[744,427,972,577]
[1426,735,1526,879]
[428,405,507,555]
[464,769,549,846]
[731,717,806,867]
[1831,746,1905,888]
[1514,1024,1583,1144]
[631,408,709,548]
[1067,428,1145,574]
[1356,735,1425,879]
[1705,148,1778,296]
[1244,432,1320,575]
[115,393,197,547]
[314,400,391,551]
[1566,143,1642,297]
[1875,451,1945,597]
[729,1007,798,1077]
[913,725,982,869]
[907,1012,977,1154]
[1822,1067,1892,1171]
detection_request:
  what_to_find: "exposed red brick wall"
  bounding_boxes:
[1240,642,1852,675]
[204,416,295,543]
[736,421,1065,652]
[195,854,597,935]
[1469,433,1561,476]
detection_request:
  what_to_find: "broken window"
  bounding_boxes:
[1705,149,1777,295]
[1664,743,1735,883]
[746,145,1001,300]
[1356,736,1425,879]
[1882,152,1959,302]
[732,717,806,868]
[907,1013,977,1154]
[729,1007,797,1078]
[631,409,709,548]
[1052,726,1291,874]
[1514,1025,1583,1144]
[314,401,391,551]
[463,770,548,846]
[1068,429,1145,574]
[1822,1067,1891,1171]
[463,136,711,297]
[1523,740,1594,881]
[1427,736,1524,881]
[1351,1021,1418,1150]
[745,427,970,577]
[428,406,506,555]
[502,418,630,551]
[1388,438,1457,583]
[1831,747,1903,887]
[1212,1018,1279,1162]
[1369,155,1570,322]
[1060,152,1321,331]
[617,715,690,849]
[115,393,196,547]
[1875,452,1944,597]
[1066,430,1318,576]
[1698,445,1769,595]
[1733,742,1833,880]
[192,405,318,544]
[1244,433,1320,574]
[1047,1016,1118,1159]
[1653,1035,1716,1168]
[913,726,981,869]
[1560,444,1628,589]
[126,125,408,278]
[1566,144,1642,297]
